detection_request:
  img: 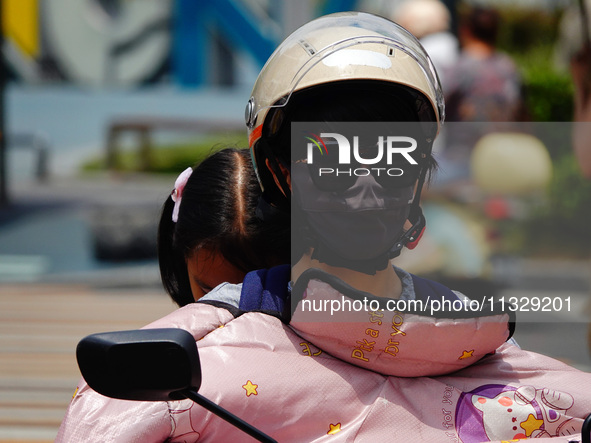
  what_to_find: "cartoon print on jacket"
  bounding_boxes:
[169,404,200,442]
[455,384,578,442]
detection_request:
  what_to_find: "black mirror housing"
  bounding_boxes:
[76,328,201,401]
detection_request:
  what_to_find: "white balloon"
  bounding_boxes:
[471,132,553,195]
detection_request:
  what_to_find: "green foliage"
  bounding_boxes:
[513,45,574,123]
[490,6,588,257]
[521,154,591,257]
[524,72,574,123]
[82,133,248,174]
[494,6,575,122]
[514,44,589,257]
[496,7,562,54]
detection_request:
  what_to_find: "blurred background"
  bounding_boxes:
[0,0,590,441]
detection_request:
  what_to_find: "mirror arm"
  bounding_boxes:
[582,411,591,443]
[180,389,277,443]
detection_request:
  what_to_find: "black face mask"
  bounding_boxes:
[292,163,414,274]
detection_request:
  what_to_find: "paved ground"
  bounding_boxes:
[0,282,176,442]
[0,175,175,441]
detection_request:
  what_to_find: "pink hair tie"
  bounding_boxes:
[171,167,193,222]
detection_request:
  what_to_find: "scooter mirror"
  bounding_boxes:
[76,328,278,442]
[76,328,201,401]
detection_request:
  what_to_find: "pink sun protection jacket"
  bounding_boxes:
[57,275,591,442]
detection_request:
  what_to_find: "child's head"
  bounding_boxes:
[245,12,444,273]
[158,148,290,306]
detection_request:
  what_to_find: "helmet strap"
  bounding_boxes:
[259,139,291,206]
[389,166,428,258]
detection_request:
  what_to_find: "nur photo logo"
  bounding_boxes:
[304,132,418,179]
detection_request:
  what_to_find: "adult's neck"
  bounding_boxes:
[462,39,495,59]
[291,252,402,299]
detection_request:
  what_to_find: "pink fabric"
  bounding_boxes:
[290,279,511,377]
[57,286,591,442]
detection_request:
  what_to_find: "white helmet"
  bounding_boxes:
[246,11,445,206]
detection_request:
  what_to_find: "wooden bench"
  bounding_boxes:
[105,117,245,171]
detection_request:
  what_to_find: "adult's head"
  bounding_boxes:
[460,6,501,48]
[158,148,290,306]
[244,12,444,273]
[395,0,452,39]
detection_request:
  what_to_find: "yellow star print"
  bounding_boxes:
[459,350,474,360]
[328,423,341,435]
[242,380,258,397]
[520,413,543,437]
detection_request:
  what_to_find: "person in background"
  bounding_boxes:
[157,147,290,306]
[572,42,591,358]
[564,0,591,177]
[431,4,523,187]
[444,5,522,123]
[556,0,591,355]
[394,0,459,91]
[571,46,591,171]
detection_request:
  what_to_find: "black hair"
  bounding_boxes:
[464,6,500,46]
[158,148,290,307]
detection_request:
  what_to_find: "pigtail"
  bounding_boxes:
[159,147,291,306]
[157,195,194,307]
